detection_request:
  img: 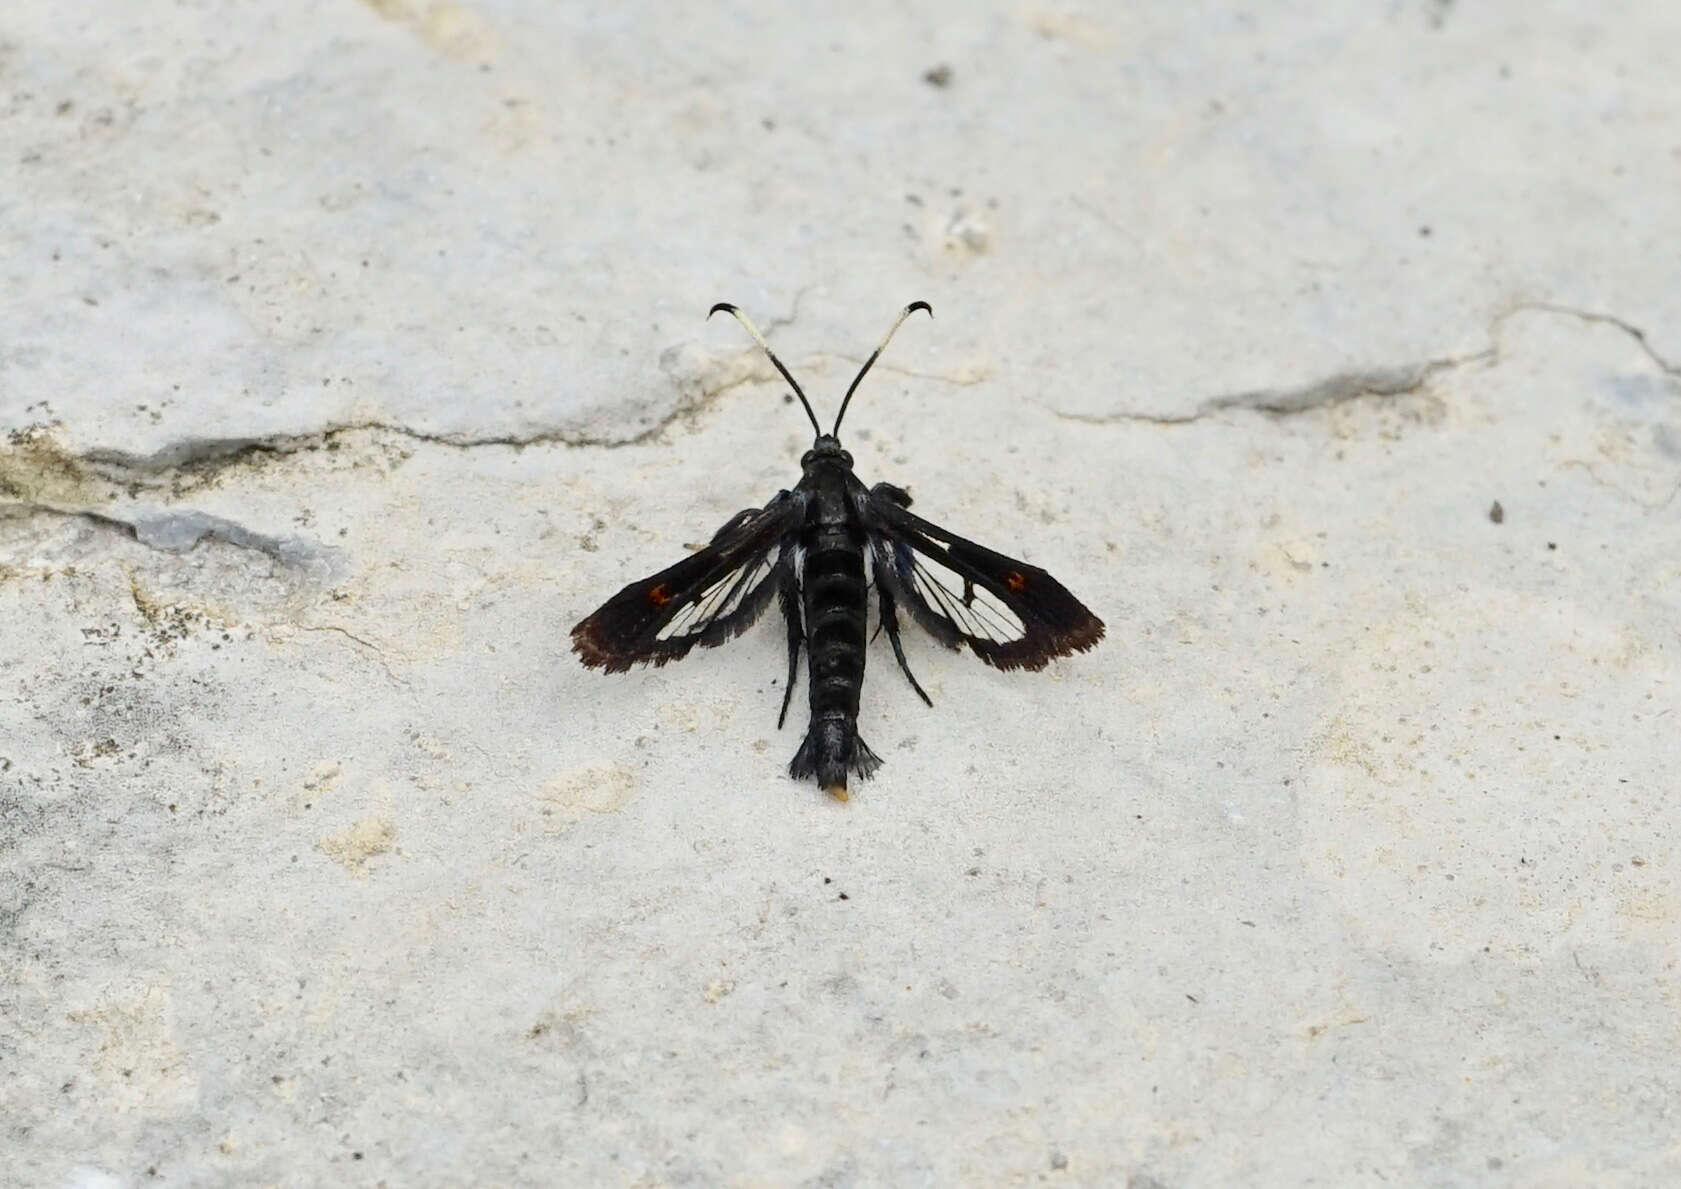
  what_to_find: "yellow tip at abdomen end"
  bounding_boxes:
[824,784,850,802]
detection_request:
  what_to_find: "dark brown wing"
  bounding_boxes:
[863,485,1103,672]
[572,491,805,672]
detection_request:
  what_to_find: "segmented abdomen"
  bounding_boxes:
[802,527,868,721]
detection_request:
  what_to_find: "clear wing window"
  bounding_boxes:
[654,552,779,641]
[899,550,1027,644]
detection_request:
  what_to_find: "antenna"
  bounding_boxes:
[831,301,932,436]
[708,303,821,437]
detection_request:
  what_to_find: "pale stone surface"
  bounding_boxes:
[3,2,1678,1186]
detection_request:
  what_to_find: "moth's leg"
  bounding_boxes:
[776,548,803,729]
[877,580,933,708]
[869,481,913,509]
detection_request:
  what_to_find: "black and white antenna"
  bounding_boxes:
[832,301,932,436]
[709,301,933,438]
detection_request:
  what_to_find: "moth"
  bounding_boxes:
[572,302,1104,800]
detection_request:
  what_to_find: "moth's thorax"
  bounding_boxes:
[800,434,853,473]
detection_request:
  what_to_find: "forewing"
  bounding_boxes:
[572,492,804,672]
[864,491,1104,671]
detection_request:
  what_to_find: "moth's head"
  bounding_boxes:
[802,434,852,470]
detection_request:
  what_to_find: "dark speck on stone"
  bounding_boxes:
[1489,499,1504,524]
[923,64,952,88]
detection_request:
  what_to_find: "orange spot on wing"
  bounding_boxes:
[1004,571,1027,592]
[647,583,673,605]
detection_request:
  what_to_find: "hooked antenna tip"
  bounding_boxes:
[708,302,737,319]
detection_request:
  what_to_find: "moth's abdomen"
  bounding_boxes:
[792,528,875,796]
[803,532,868,716]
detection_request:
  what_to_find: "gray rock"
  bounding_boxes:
[3,2,1677,1185]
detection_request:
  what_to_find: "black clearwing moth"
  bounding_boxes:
[572,303,1104,801]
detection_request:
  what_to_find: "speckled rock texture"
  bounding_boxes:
[3,2,1677,1185]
